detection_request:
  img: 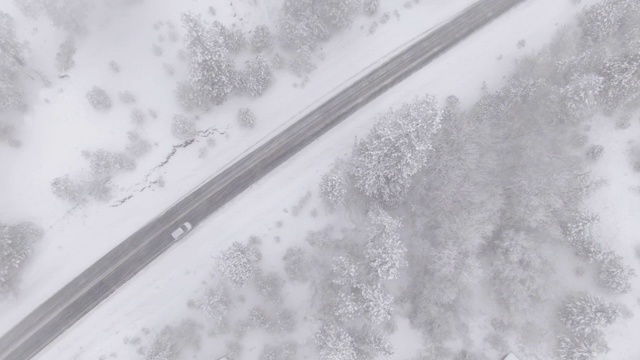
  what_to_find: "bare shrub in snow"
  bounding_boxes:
[216,241,261,286]
[130,108,146,124]
[314,322,358,360]
[251,25,273,53]
[86,86,112,111]
[363,0,380,15]
[126,132,151,157]
[56,37,76,72]
[0,221,42,292]
[109,60,120,73]
[171,114,197,141]
[88,149,136,178]
[237,108,256,128]
[118,90,136,104]
[586,144,604,160]
[254,271,284,301]
[51,175,86,204]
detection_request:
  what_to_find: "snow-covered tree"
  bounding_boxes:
[314,322,358,360]
[365,208,405,280]
[359,282,393,324]
[171,114,197,141]
[251,25,273,53]
[181,13,237,108]
[239,55,272,97]
[193,283,231,330]
[86,86,112,111]
[557,293,620,360]
[349,95,442,204]
[598,251,635,294]
[560,293,619,336]
[51,175,86,204]
[142,320,200,360]
[313,0,361,32]
[490,230,552,313]
[237,108,256,128]
[599,52,640,111]
[216,241,261,286]
[254,270,284,301]
[289,45,316,76]
[578,0,638,44]
[88,149,136,178]
[259,342,297,360]
[319,162,348,211]
[560,74,604,121]
[282,246,309,282]
[0,222,42,292]
[0,11,26,111]
[14,0,90,34]
[557,332,610,360]
[278,0,329,51]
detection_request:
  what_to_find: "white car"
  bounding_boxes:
[171,222,193,240]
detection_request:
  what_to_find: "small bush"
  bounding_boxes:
[130,108,146,124]
[171,114,197,141]
[126,132,151,157]
[616,114,631,129]
[109,60,120,73]
[86,86,112,111]
[237,108,256,128]
[56,37,76,72]
[363,0,380,15]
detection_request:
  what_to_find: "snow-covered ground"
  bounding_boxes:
[0,0,479,334]
[586,113,640,360]
[22,0,604,359]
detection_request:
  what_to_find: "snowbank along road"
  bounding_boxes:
[0,0,524,358]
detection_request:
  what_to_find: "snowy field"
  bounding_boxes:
[16,0,609,359]
[0,0,480,334]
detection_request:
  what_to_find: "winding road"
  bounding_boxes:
[0,0,524,358]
